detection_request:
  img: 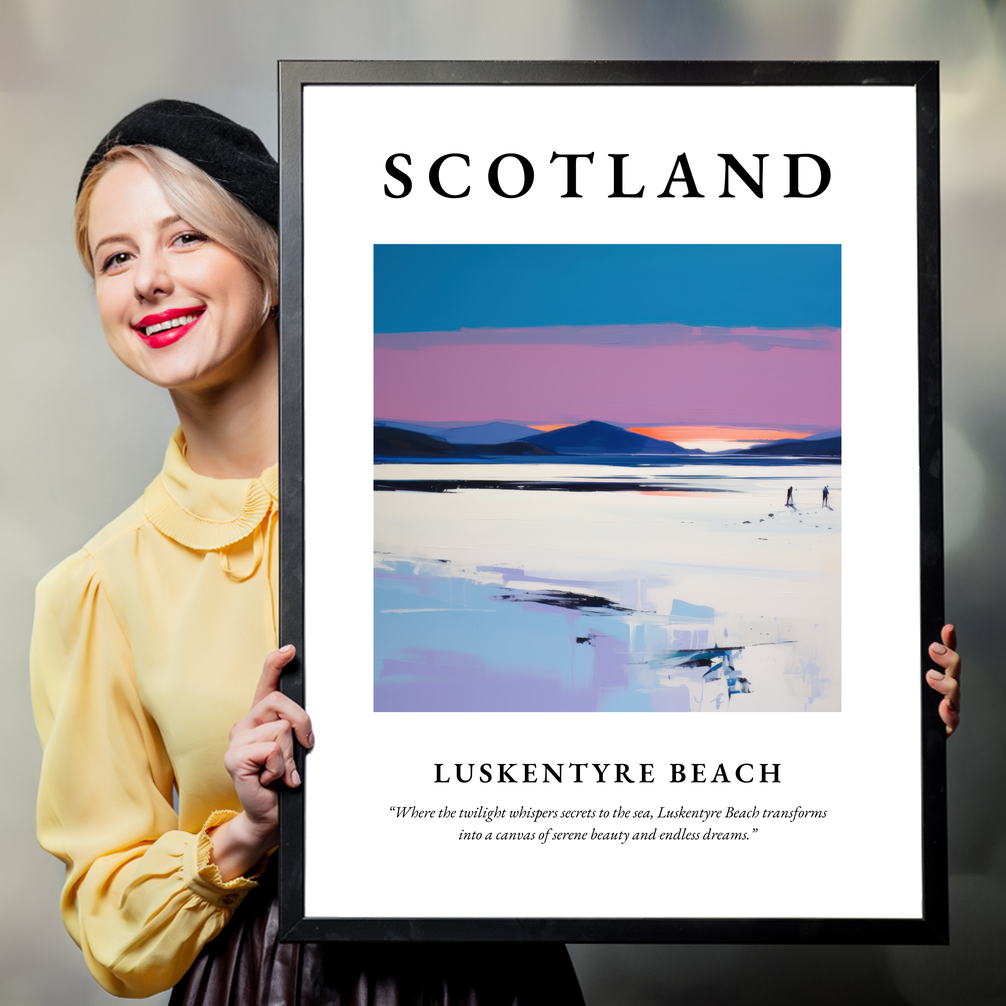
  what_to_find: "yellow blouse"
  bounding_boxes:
[31,428,279,998]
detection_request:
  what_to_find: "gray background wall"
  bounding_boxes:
[1,2,1003,1003]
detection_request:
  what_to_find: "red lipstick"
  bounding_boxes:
[132,306,205,349]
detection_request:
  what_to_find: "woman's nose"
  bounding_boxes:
[133,249,173,302]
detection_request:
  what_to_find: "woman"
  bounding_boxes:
[31,100,585,1003]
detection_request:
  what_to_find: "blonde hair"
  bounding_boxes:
[75,145,278,323]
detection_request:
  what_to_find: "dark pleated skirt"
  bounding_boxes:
[169,869,584,1006]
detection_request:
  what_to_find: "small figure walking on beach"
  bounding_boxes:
[822,485,830,508]
[785,486,794,507]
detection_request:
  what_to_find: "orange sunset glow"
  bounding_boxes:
[627,425,813,443]
[522,423,819,453]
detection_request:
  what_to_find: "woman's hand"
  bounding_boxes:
[926,624,961,738]
[209,645,314,881]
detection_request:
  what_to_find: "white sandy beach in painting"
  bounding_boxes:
[374,461,840,712]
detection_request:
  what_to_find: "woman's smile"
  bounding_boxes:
[133,306,207,348]
[134,305,205,337]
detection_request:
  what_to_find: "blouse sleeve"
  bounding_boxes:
[31,549,262,998]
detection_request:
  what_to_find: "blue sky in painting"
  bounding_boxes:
[374,244,841,333]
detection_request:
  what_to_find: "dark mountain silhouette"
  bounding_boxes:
[375,426,557,458]
[437,422,536,444]
[374,421,536,443]
[743,435,841,457]
[374,420,453,438]
[522,421,689,455]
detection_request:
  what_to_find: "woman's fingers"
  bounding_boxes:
[252,644,297,707]
[223,644,312,812]
[941,623,958,653]
[926,676,960,736]
[927,623,961,737]
[218,646,309,845]
[940,699,960,736]
[255,691,313,749]
[925,667,959,705]
[259,742,289,787]
[224,738,288,788]
[232,689,314,750]
[928,629,960,684]
[230,719,302,788]
[242,644,314,749]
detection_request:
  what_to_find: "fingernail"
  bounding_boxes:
[280,644,295,654]
[928,670,944,679]
[292,768,301,787]
[931,643,947,655]
[306,732,315,748]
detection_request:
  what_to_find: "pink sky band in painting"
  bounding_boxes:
[374,325,841,429]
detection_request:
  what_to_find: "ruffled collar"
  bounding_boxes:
[143,428,278,551]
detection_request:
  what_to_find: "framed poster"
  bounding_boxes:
[277,61,946,943]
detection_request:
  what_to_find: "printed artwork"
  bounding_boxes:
[374,245,841,712]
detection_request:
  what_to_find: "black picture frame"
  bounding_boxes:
[277,60,945,944]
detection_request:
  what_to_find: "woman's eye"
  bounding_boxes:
[101,251,132,273]
[173,231,208,248]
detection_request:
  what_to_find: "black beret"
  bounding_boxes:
[78,99,278,228]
